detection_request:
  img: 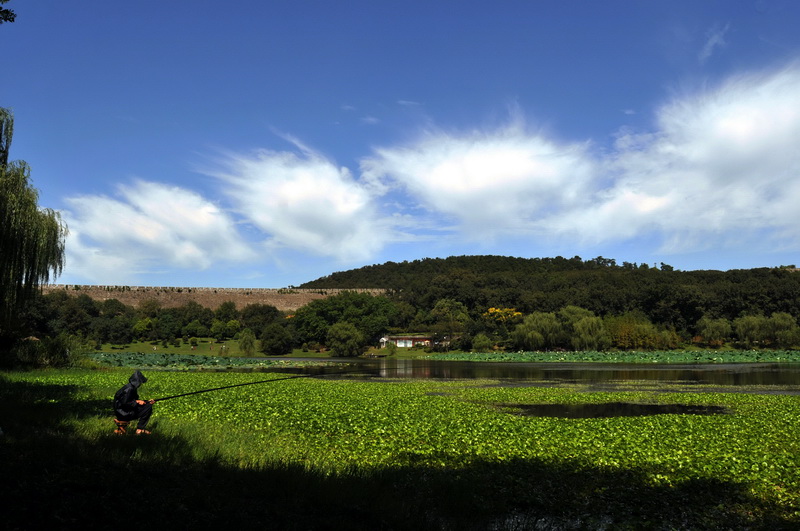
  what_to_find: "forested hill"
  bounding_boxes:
[303,255,657,290]
[300,255,800,328]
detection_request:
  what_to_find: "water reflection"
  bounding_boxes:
[265,358,800,393]
[364,359,800,387]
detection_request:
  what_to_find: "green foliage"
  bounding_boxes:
[471,333,493,352]
[300,255,800,339]
[237,328,256,356]
[11,254,800,355]
[86,351,331,369]
[239,303,281,332]
[429,298,471,344]
[513,312,563,350]
[426,349,800,363]
[260,323,293,355]
[12,333,89,367]
[0,108,67,354]
[292,291,398,345]
[604,311,678,350]
[696,315,732,347]
[4,369,798,527]
[183,319,209,338]
[326,321,365,357]
[210,319,227,341]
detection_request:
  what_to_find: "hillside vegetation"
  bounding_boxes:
[6,255,800,366]
[302,255,800,325]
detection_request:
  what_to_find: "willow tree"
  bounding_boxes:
[0,107,68,346]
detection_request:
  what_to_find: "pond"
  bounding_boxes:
[283,358,800,394]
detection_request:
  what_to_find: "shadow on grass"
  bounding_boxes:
[0,376,795,530]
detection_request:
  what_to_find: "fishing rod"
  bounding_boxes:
[151,366,392,402]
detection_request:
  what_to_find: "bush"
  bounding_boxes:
[326,322,365,357]
[471,333,493,352]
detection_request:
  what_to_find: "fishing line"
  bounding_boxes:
[151,366,396,402]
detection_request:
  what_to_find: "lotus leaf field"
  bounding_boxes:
[2,368,799,529]
[427,349,800,364]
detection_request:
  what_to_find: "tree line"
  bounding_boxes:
[9,273,800,366]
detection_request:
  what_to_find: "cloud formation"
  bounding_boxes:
[216,142,392,261]
[361,122,596,238]
[63,180,254,283]
[545,65,800,252]
[698,22,730,63]
[61,62,800,284]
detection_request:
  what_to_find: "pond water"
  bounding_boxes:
[282,358,800,394]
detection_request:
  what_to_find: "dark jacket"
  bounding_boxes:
[114,370,148,418]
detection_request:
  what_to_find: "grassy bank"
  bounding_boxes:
[1,369,798,529]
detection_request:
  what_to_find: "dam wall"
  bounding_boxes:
[41,285,387,312]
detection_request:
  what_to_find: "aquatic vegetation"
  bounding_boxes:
[2,369,799,528]
[88,351,337,370]
[428,349,800,363]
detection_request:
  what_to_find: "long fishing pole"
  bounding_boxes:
[151,367,390,402]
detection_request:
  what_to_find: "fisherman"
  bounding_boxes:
[113,370,155,435]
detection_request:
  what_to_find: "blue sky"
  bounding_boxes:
[3,1,800,287]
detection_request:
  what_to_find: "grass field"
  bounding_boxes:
[1,368,798,529]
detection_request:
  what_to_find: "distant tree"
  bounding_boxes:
[52,294,97,336]
[603,311,670,350]
[183,319,209,338]
[136,299,161,319]
[733,315,768,348]
[210,319,227,341]
[572,315,610,351]
[1,108,67,358]
[225,319,241,338]
[177,301,213,329]
[155,309,181,340]
[100,298,131,318]
[326,321,365,357]
[471,333,493,352]
[696,316,732,348]
[767,312,799,348]
[215,301,239,323]
[292,292,397,345]
[240,303,281,332]
[238,328,256,356]
[430,298,470,344]
[513,312,564,351]
[132,317,155,341]
[260,323,292,355]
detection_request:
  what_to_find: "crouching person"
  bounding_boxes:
[113,370,155,435]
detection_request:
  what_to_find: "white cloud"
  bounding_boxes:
[360,121,596,238]
[58,62,800,284]
[216,143,394,261]
[545,64,800,252]
[698,22,730,64]
[63,180,255,284]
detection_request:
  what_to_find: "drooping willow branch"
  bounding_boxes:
[0,108,68,331]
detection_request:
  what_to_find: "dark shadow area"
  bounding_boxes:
[1,376,795,530]
[500,402,729,418]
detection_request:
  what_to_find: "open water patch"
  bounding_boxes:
[499,402,729,418]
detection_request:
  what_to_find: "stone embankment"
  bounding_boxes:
[41,285,387,312]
